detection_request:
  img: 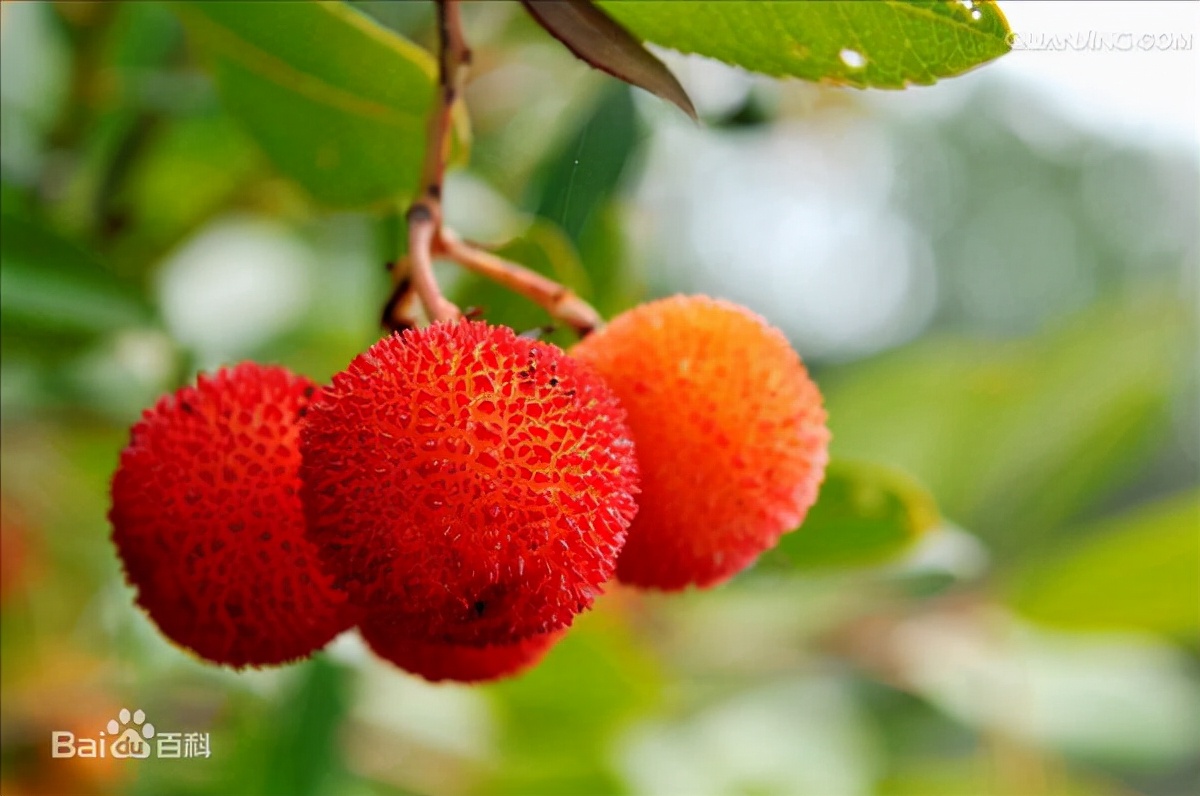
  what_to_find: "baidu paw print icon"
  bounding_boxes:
[108,708,155,759]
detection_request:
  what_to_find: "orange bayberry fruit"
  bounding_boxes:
[573,295,830,590]
[302,321,639,646]
[110,364,351,667]
[361,617,564,683]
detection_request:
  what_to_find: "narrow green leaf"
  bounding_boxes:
[484,608,661,794]
[174,1,467,208]
[528,83,637,243]
[1007,493,1200,636]
[772,460,940,570]
[0,212,152,340]
[599,0,1011,89]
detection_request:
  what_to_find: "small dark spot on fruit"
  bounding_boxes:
[549,377,559,387]
[181,402,194,414]
[473,600,486,616]
[303,386,316,399]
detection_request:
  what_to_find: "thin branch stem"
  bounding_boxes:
[420,0,471,205]
[407,205,458,323]
[388,0,471,330]
[438,230,603,337]
[383,0,605,339]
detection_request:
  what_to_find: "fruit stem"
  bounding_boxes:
[388,0,471,329]
[384,0,605,338]
[407,204,459,324]
[438,230,602,337]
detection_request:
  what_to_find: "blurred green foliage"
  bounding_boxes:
[1008,492,1200,636]
[0,2,1196,796]
[176,1,451,208]
[769,460,940,571]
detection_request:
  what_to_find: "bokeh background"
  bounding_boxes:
[2,2,1197,795]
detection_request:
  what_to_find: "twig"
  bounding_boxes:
[420,0,471,208]
[438,230,603,338]
[407,204,458,323]
[387,0,471,329]
[383,0,606,338]
[380,259,416,331]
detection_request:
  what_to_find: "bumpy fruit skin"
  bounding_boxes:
[109,364,350,667]
[573,295,830,590]
[302,321,639,645]
[361,617,564,683]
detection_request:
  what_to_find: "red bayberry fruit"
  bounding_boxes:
[302,321,639,645]
[109,364,351,667]
[0,499,37,608]
[573,295,830,590]
[361,617,564,683]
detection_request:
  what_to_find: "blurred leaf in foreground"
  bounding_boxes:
[824,299,1189,559]
[0,211,152,354]
[600,0,1011,89]
[117,112,261,256]
[482,606,661,795]
[1007,492,1200,637]
[174,1,467,208]
[771,460,940,571]
[208,658,353,796]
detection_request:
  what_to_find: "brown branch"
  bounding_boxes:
[386,0,471,330]
[438,229,603,338]
[382,0,606,339]
[420,0,471,207]
[380,261,417,331]
[407,204,458,323]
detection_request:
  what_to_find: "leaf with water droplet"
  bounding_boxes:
[597,0,1012,89]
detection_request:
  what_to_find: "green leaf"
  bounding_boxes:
[527,82,638,242]
[525,83,646,315]
[483,607,661,794]
[118,112,261,251]
[598,0,1011,89]
[0,211,152,344]
[174,1,466,208]
[771,460,940,570]
[1007,493,1200,636]
[210,657,353,796]
[823,300,1187,560]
